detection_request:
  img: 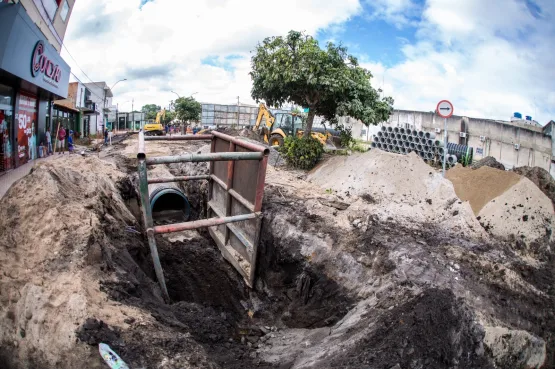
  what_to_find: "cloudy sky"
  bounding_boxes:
[62,0,555,124]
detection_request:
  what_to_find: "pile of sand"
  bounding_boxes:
[307,150,486,238]
[447,165,554,243]
[513,166,555,208]
[478,177,554,242]
[446,165,521,214]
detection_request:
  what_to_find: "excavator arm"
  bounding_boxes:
[253,103,275,143]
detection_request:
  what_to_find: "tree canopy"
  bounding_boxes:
[174,96,202,123]
[250,30,394,136]
[141,104,161,120]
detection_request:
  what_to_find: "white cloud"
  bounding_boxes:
[365,0,421,28]
[62,0,361,110]
[362,0,555,124]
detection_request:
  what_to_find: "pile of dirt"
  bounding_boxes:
[255,181,554,368]
[446,165,521,214]
[447,165,554,243]
[471,156,505,171]
[0,156,142,368]
[307,150,485,239]
[513,166,555,208]
[478,177,555,242]
[330,289,492,369]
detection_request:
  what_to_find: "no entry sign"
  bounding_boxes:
[437,100,454,118]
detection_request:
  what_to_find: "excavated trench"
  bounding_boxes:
[87,168,355,368]
[77,152,555,368]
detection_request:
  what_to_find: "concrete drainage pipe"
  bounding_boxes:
[148,166,191,223]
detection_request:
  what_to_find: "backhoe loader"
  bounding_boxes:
[253,103,336,148]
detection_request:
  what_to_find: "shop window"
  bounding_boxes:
[0,84,14,172]
[60,0,70,22]
[16,92,38,166]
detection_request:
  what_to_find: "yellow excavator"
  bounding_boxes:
[143,109,166,136]
[253,103,336,148]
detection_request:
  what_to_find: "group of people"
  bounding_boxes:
[43,126,74,156]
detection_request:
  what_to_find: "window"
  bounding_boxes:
[43,0,58,21]
[60,0,70,22]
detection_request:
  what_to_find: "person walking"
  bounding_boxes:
[104,128,108,145]
[58,126,66,154]
[108,129,113,145]
[68,130,74,154]
[45,128,52,156]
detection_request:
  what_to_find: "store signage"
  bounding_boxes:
[30,40,61,87]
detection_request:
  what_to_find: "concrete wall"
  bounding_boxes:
[357,109,554,174]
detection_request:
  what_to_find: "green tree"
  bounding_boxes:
[174,96,201,122]
[141,104,161,120]
[250,30,394,136]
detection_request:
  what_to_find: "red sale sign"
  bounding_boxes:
[17,92,37,165]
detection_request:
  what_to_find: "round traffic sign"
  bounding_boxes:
[436,100,454,118]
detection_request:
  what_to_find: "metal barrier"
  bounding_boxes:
[137,131,269,302]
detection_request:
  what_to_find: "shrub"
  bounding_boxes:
[334,124,355,148]
[280,136,324,170]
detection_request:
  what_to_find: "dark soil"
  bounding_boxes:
[471,156,505,171]
[331,289,493,369]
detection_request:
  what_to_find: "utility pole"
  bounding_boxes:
[237,96,240,128]
[116,103,119,132]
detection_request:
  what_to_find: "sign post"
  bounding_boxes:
[436,100,454,177]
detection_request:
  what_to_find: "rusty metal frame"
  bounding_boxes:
[137,131,269,302]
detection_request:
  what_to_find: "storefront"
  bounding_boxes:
[0,2,70,172]
[52,103,79,137]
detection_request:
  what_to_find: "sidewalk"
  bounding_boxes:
[0,156,55,199]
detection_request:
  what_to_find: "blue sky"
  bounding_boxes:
[64,0,554,123]
[316,2,421,68]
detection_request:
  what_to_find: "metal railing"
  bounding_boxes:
[137,131,269,302]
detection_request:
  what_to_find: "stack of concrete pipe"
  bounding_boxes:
[370,126,459,167]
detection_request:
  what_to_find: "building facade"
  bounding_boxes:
[83,82,114,136]
[11,0,75,53]
[0,2,72,173]
[53,81,97,137]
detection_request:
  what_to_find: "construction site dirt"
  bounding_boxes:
[0,136,554,369]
